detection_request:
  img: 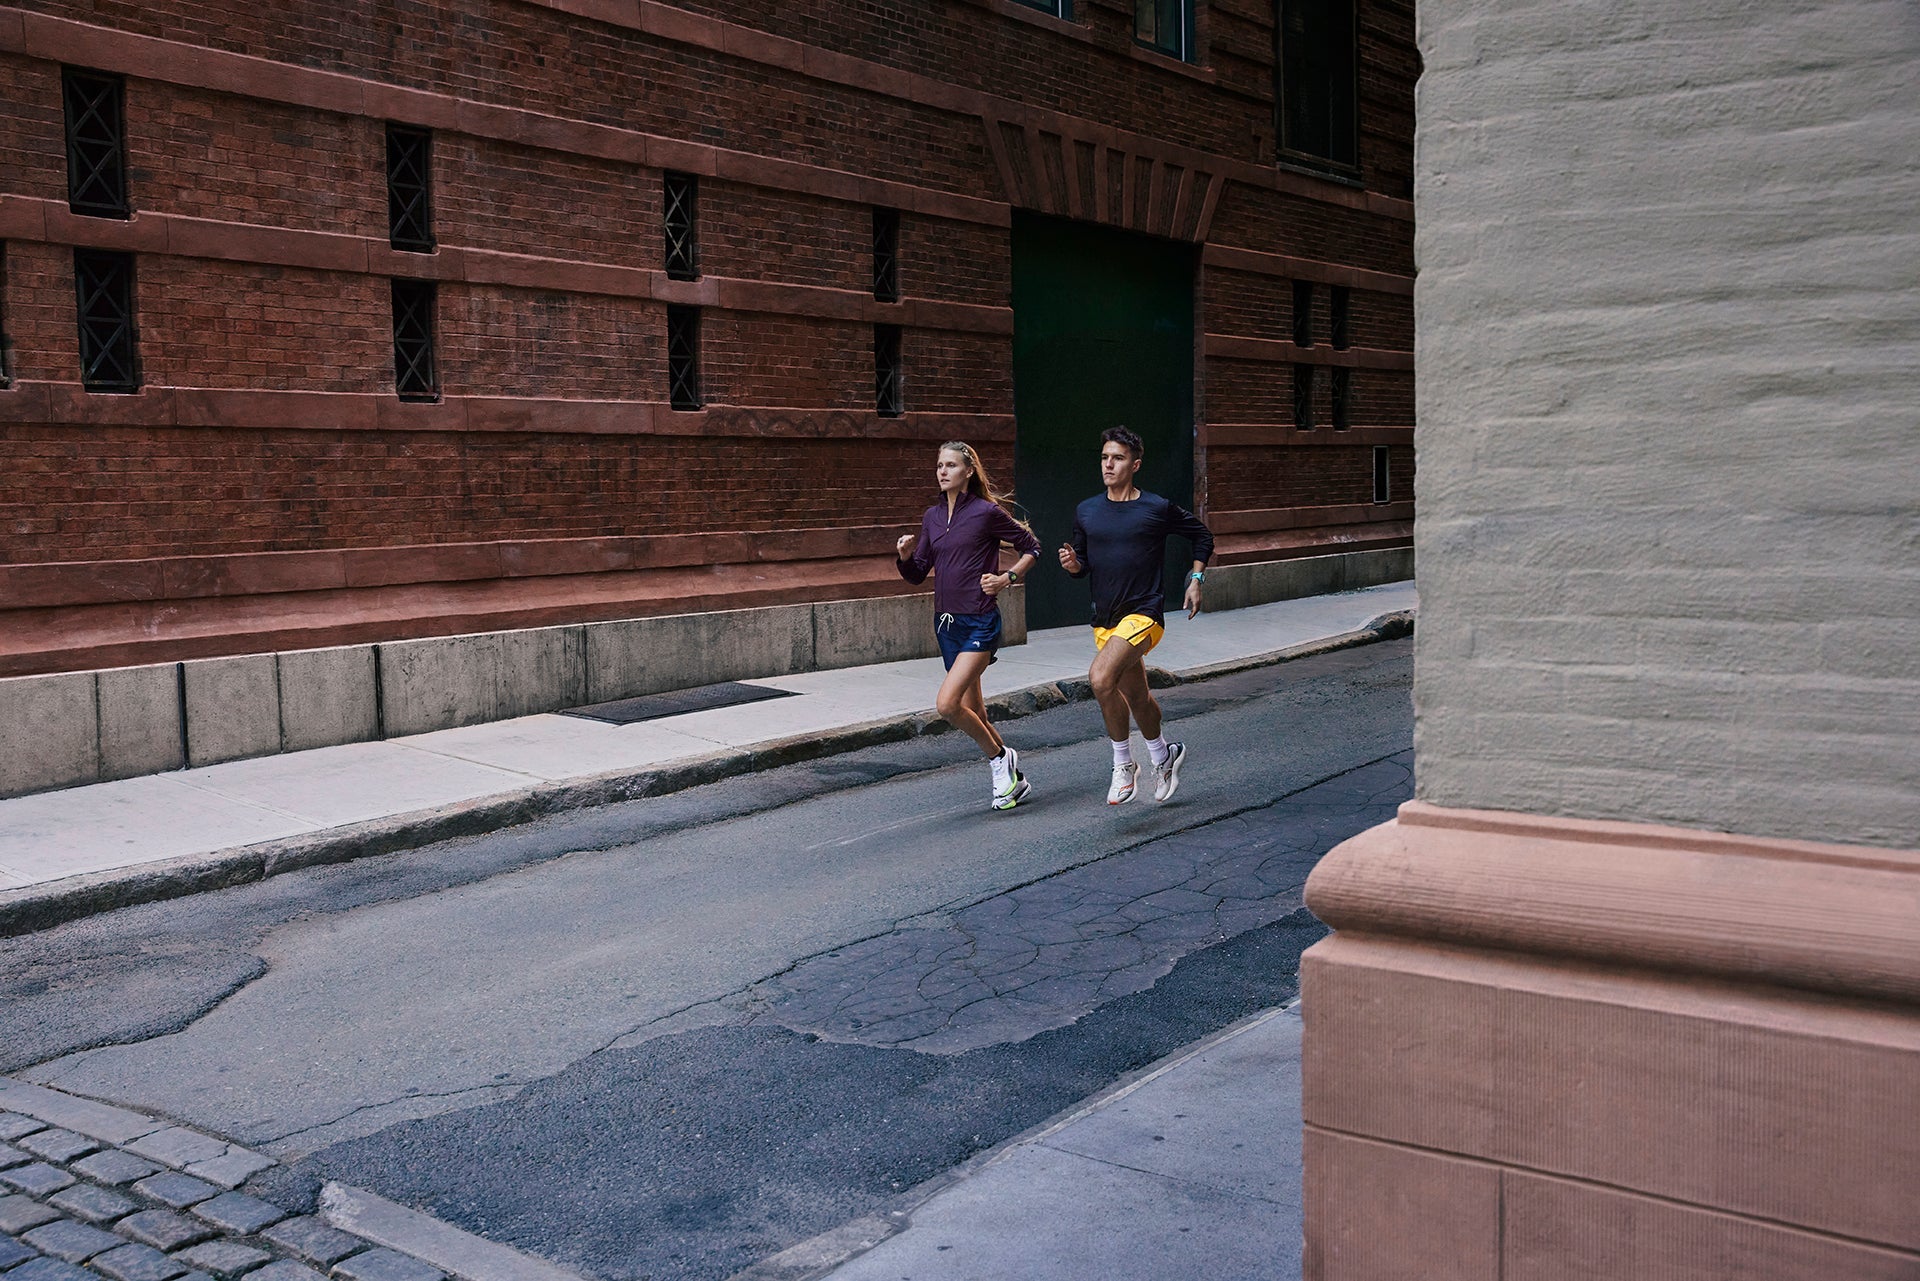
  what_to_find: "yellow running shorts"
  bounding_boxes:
[1092,613,1165,653]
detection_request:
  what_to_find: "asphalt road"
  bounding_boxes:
[0,638,1413,1281]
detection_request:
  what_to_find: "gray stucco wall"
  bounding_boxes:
[1412,0,1919,846]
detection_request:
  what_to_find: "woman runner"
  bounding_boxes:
[896,441,1042,811]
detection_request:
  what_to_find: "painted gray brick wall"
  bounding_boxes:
[1411,0,1919,845]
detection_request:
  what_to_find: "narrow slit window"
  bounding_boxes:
[387,125,434,252]
[1277,0,1359,170]
[391,278,438,401]
[667,305,702,409]
[1293,365,1315,431]
[64,69,128,218]
[1330,286,1351,349]
[664,172,699,281]
[1373,446,1391,502]
[1331,366,1352,430]
[1135,0,1191,60]
[1292,280,1314,348]
[872,208,900,303]
[875,323,903,417]
[75,249,137,393]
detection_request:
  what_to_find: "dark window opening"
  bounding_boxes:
[875,324,903,417]
[75,249,138,393]
[1293,365,1315,430]
[1373,445,1390,502]
[1330,285,1351,349]
[1014,0,1069,15]
[391,278,438,401]
[64,69,128,218]
[664,172,699,281]
[387,125,434,252]
[872,207,900,303]
[1331,366,1352,430]
[1277,0,1358,170]
[1292,280,1314,348]
[1135,0,1192,60]
[668,305,702,409]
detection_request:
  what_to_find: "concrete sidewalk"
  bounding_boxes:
[748,1004,1306,1281]
[0,582,1414,933]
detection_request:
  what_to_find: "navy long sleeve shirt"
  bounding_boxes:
[1066,491,1214,627]
[897,490,1043,616]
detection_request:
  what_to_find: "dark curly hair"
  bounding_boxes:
[1101,425,1144,460]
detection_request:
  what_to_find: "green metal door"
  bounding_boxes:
[1011,214,1197,631]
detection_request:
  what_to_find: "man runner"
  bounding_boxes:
[1056,426,1215,805]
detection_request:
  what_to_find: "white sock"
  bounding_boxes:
[1146,736,1170,766]
[1111,739,1133,768]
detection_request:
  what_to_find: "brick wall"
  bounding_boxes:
[0,426,949,561]
[2,240,73,383]
[0,0,1415,670]
[138,258,389,392]
[0,54,63,203]
[128,82,384,235]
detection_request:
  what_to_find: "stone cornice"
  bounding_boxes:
[1305,800,1920,1006]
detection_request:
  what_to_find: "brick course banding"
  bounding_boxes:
[0,0,1415,673]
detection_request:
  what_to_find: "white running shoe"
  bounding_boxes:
[1152,741,1187,803]
[991,747,1030,811]
[1107,760,1139,805]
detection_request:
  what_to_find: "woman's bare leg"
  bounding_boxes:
[936,651,1001,756]
[962,675,1005,755]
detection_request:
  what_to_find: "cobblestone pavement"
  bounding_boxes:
[0,1084,505,1281]
[664,751,1411,1055]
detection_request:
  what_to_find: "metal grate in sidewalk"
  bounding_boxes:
[558,682,797,727]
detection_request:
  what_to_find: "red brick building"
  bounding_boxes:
[0,0,1414,679]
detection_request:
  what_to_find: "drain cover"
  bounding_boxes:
[560,681,797,725]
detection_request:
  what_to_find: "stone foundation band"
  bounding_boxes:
[896,426,1215,813]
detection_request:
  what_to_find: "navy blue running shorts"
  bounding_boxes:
[935,610,1003,670]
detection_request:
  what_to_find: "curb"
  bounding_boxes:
[0,611,1412,939]
[724,1000,1305,1281]
[320,1182,587,1281]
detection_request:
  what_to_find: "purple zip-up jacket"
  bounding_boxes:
[896,490,1042,617]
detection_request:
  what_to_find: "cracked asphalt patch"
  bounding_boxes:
[0,642,1413,1280]
[246,748,1408,1281]
[673,753,1410,1054]
[255,913,1332,1281]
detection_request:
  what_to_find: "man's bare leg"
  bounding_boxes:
[1114,657,1163,742]
[1088,636,1148,742]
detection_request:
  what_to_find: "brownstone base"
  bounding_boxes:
[1301,802,1920,1279]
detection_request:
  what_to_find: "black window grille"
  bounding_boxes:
[875,324,903,417]
[1293,364,1315,430]
[664,172,698,281]
[63,69,128,218]
[1331,366,1352,430]
[667,305,702,409]
[872,208,900,303]
[387,125,434,252]
[391,278,438,401]
[1330,285,1351,349]
[1134,0,1191,59]
[75,249,138,393]
[1373,445,1391,502]
[1292,280,1314,347]
[1277,0,1359,170]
